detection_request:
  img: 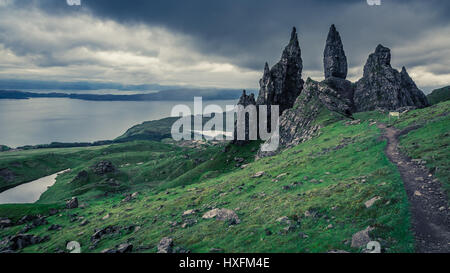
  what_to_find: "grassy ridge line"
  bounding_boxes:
[427,86,450,105]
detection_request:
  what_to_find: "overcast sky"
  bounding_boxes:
[0,0,449,92]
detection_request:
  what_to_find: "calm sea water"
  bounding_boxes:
[0,98,237,147]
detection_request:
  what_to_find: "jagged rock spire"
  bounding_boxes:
[354,44,429,111]
[256,27,304,115]
[233,90,256,146]
[399,67,429,107]
[324,24,348,79]
[290,27,297,41]
[237,89,256,106]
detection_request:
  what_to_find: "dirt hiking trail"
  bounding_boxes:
[378,123,449,253]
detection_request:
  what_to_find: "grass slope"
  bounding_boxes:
[427,86,450,105]
[0,115,418,253]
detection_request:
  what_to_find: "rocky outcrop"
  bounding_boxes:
[232,90,257,146]
[91,161,116,175]
[101,243,133,254]
[250,27,428,157]
[322,77,355,108]
[351,226,374,248]
[256,27,304,115]
[202,208,240,225]
[66,197,79,209]
[324,24,348,79]
[354,44,429,111]
[258,78,352,156]
[0,234,49,252]
[157,237,174,253]
[0,218,12,229]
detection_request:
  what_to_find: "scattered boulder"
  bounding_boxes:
[32,216,48,227]
[182,209,197,216]
[345,120,361,126]
[157,237,174,253]
[91,161,116,175]
[365,196,382,208]
[66,197,79,209]
[101,248,117,254]
[0,218,12,229]
[117,243,133,253]
[17,215,36,225]
[202,208,240,224]
[276,216,291,225]
[351,226,374,248]
[19,215,48,233]
[91,226,120,243]
[48,224,62,231]
[0,234,49,252]
[252,171,265,178]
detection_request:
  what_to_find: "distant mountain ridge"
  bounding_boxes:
[0,79,172,91]
[0,88,249,101]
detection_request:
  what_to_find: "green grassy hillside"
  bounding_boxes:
[427,86,450,105]
[0,102,448,253]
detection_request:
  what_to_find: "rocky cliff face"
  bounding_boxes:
[324,24,348,79]
[256,27,304,115]
[258,78,352,157]
[354,44,429,112]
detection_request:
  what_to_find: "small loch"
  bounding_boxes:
[0,169,70,204]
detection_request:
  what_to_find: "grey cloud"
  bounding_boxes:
[0,0,449,90]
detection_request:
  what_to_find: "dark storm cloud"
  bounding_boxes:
[1,0,449,90]
[26,0,449,72]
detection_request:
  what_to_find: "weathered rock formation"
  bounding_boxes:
[256,27,304,114]
[250,26,429,157]
[258,78,353,157]
[322,25,354,108]
[232,90,256,146]
[354,44,429,111]
[0,234,49,252]
[91,161,116,175]
[324,24,348,79]
[66,197,79,209]
[258,25,353,156]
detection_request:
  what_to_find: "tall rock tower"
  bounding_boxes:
[324,24,348,79]
[256,27,304,115]
[322,24,354,104]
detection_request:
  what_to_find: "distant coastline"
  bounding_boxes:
[0,88,249,101]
